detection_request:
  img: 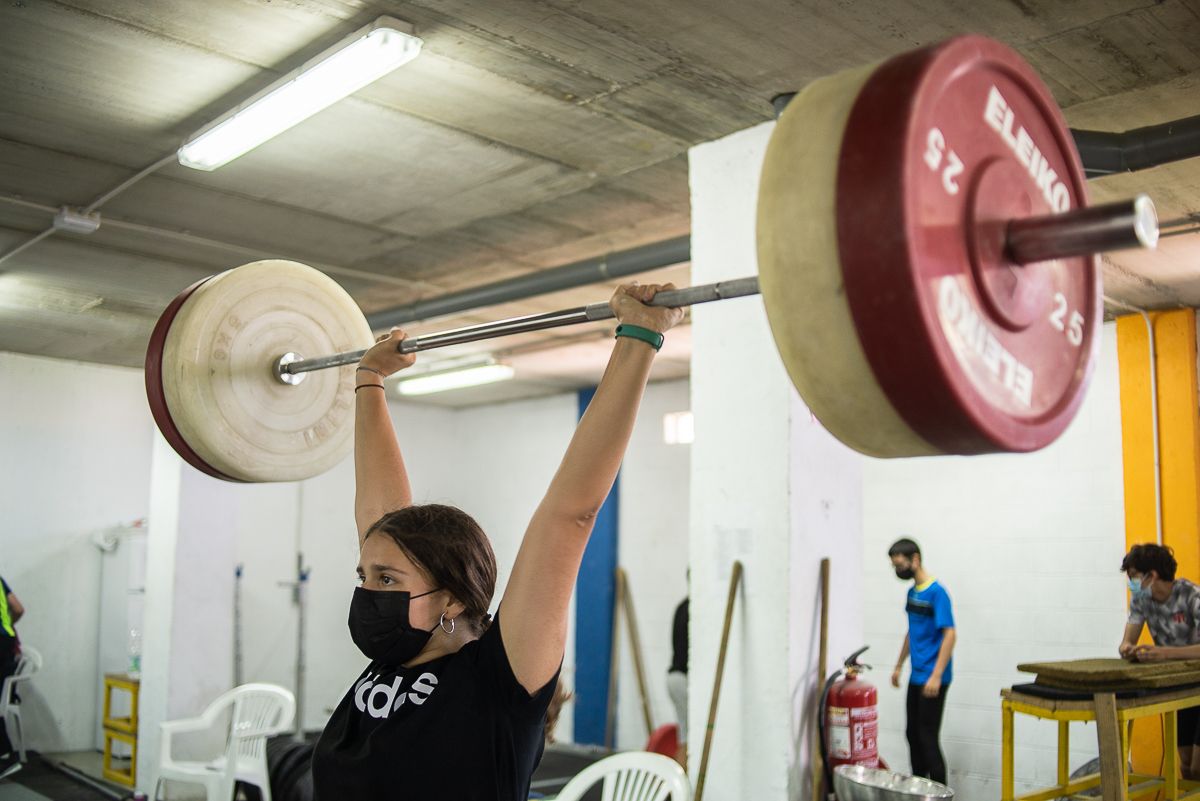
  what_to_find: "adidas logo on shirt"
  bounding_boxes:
[354,671,439,719]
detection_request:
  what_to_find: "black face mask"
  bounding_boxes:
[348,586,440,666]
[894,566,915,581]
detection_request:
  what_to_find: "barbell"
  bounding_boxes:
[145,34,1159,483]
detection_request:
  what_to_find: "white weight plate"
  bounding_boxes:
[756,64,942,457]
[159,260,373,482]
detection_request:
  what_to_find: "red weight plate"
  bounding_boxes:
[836,35,1099,454]
[144,277,245,482]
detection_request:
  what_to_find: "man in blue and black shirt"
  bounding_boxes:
[888,539,955,786]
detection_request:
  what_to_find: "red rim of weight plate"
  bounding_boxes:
[144,276,245,483]
[836,35,1100,454]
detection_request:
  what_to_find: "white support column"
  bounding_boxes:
[689,121,864,800]
[138,432,182,792]
[138,433,237,792]
[787,408,865,797]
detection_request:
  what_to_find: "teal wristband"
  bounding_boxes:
[615,323,664,351]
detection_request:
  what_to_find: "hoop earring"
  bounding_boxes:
[439,613,456,635]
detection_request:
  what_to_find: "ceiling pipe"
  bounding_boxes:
[369,101,1197,332]
[769,93,1200,178]
[1072,115,1200,178]
[11,96,1187,330]
[770,93,797,119]
[366,235,691,330]
[0,152,175,268]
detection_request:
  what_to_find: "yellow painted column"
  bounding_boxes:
[1117,309,1200,783]
[1155,312,1200,574]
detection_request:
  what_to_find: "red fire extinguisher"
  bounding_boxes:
[820,646,880,793]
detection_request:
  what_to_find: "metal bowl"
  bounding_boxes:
[833,765,955,801]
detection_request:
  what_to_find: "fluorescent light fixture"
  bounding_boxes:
[396,363,516,396]
[663,411,694,445]
[178,17,422,170]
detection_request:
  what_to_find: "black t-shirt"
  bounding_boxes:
[670,599,688,674]
[312,615,558,800]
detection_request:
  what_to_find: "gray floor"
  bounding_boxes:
[41,754,109,783]
[0,753,118,801]
[0,784,54,800]
[2,743,607,800]
[25,751,204,800]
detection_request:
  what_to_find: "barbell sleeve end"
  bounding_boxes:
[275,352,306,384]
[1006,194,1159,265]
[1132,194,1160,250]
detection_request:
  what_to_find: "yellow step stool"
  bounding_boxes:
[102,672,140,787]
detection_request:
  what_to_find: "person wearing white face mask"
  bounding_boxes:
[1119,543,1200,779]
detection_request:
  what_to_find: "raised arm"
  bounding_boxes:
[353,329,418,540]
[501,283,684,693]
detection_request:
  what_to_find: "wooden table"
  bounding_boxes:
[1002,685,1200,801]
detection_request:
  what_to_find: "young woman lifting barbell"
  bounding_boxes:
[310,282,684,800]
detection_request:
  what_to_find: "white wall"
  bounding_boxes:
[5,300,1125,799]
[170,392,584,744]
[0,352,154,752]
[95,525,146,751]
[689,120,800,801]
[186,382,690,747]
[689,120,866,801]
[139,402,476,791]
[235,400,466,735]
[788,410,866,797]
[863,323,1126,799]
[615,378,691,750]
[388,392,581,738]
[1,348,691,766]
[688,116,1130,801]
[141,453,253,786]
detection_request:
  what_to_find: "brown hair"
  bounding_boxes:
[365,504,497,634]
[544,679,572,744]
[1122,543,1178,581]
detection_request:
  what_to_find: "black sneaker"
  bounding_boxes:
[0,751,21,780]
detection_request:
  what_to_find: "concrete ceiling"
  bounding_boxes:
[1,0,1198,405]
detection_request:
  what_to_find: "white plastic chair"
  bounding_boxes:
[0,645,42,763]
[154,683,295,801]
[554,752,691,801]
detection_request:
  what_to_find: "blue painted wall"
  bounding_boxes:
[572,386,619,745]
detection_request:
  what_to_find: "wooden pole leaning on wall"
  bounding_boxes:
[604,567,657,748]
[694,561,744,801]
[812,558,831,801]
[620,567,656,738]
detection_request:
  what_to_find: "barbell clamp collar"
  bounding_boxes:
[274,352,307,385]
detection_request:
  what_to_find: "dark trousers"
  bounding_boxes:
[0,647,16,755]
[906,682,948,784]
[1177,705,1200,747]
